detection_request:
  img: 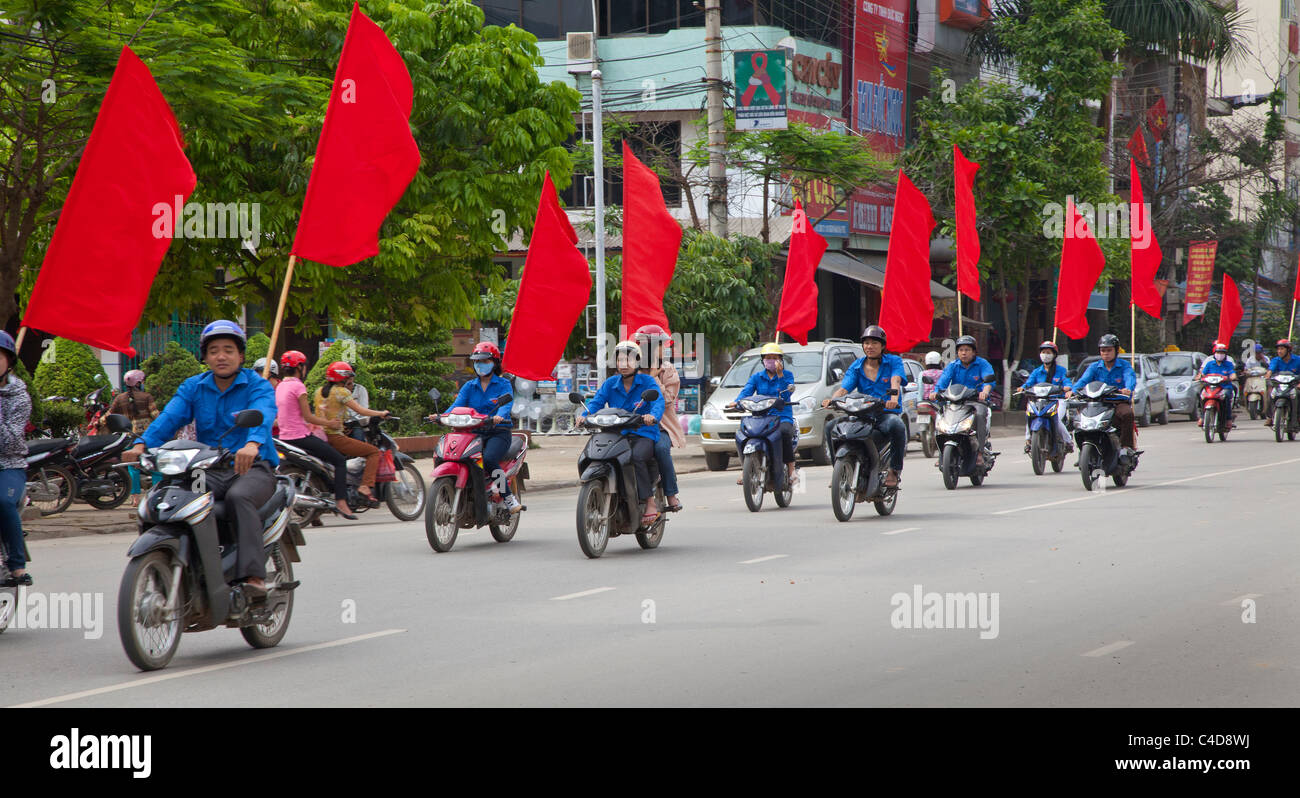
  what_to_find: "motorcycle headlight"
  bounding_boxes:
[740,398,775,413]
[155,449,198,475]
[443,414,477,428]
[593,413,621,426]
[955,416,974,433]
[842,397,870,413]
[702,404,721,420]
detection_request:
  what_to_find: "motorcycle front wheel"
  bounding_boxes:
[1276,406,1287,442]
[939,446,959,491]
[830,458,857,522]
[425,477,460,553]
[1079,442,1102,492]
[240,544,294,649]
[85,463,130,509]
[117,551,182,671]
[576,481,611,558]
[1030,429,1046,475]
[742,453,765,513]
[1203,407,1216,444]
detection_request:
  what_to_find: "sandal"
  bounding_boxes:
[2,572,32,587]
[666,496,682,512]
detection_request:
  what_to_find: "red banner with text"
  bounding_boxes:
[850,0,910,236]
[1182,240,1217,326]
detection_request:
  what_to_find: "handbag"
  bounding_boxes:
[375,449,397,482]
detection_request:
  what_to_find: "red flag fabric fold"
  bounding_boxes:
[776,200,827,345]
[953,144,981,302]
[620,141,683,336]
[1218,273,1243,345]
[878,170,936,354]
[1129,158,1163,319]
[292,2,420,267]
[1147,96,1169,143]
[1054,198,1106,340]
[22,46,196,357]
[1127,128,1150,167]
[501,173,593,381]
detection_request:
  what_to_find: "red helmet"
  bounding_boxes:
[1038,341,1058,353]
[470,341,501,361]
[1277,339,1293,350]
[326,361,355,382]
[633,324,670,344]
[1213,341,1228,353]
[280,350,307,370]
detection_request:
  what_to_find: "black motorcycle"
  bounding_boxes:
[118,409,303,671]
[827,392,899,521]
[24,436,77,516]
[732,394,793,512]
[1269,372,1299,442]
[1070,381,1141,491]
[68,412,137,509]
[933,383,997,489]
[571,389,666,559]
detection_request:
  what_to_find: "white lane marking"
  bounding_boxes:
[1082,640,1134,657]
[550,587,616,600]
[1222,593,1263,606]
[8,629,407,708]
[994,457,1300,515]
[881,527,920,536]
[738,554,788,564]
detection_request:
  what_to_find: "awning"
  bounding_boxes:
[816,249,956,299]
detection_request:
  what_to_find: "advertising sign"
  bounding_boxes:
[851,0,911,236]
[734,49,788,130]
[1183,241,1218,325]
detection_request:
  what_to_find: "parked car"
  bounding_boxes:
[1154,350,1207,421]
[1072,353,1170,426]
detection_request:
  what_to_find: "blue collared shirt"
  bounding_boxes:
[1073,358,1137,394]
[841,354,905,414]
[1269,355,1300,373]
[1027,364,1070,391]
[936,356,996,397]
[453,375,514,430]
[736,369,795,423]
[1201,358,1236,379]
[142,368,279,465]
[585,372,665,441]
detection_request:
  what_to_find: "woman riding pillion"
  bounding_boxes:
[1023,341,1074,455]
[822,326,908,488]
[578,340,666,524]
[432,342,521,514]
[315,361,390,506]
[635,324,683,512]
[730,343,798,488]
[275,350,357,520]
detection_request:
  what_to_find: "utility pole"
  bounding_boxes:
[591,0,607,381]
[705,0,728,237]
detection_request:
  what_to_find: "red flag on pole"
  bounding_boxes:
[953,144,981,302]
[878,170,936,354]
[1294,252,1300,302]
[1127,128,1150,167]
[620,141,683,336]
[1218,273,1244,345]
[1146,96,1169,143]
[1054,198,1106,340]
[501,173,593,381]
[1129,158,1163,318]
[291,2,420,267]
[22,47,196,357]
[776,200,827,345]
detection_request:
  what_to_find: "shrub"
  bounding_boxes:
[141,340,204,409]
[32,338,111,402]
[304,338,378,407]
[341,319,456,425]
[244,332,272,369]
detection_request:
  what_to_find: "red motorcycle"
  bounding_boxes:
[1198,374,1234,443]
[423,388,528,552]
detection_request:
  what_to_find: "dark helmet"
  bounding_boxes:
[860,325,887,346]
[955,335,976,350]
[1098,334,1120,350]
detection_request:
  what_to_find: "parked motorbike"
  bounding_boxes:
[933,383,997,490]
[1269,372,1299,442]
[423,388,528,552]
[67,412,136,508]
[117,409,303,671]
[1021,383,1068,474]
[827,392,899,521]
[570,389,666,559]
[1198,374,1233,443]
[23,437,77,516]
[1070,381,1141,491]
[1243,367,1267,419]
[731,394,793,512]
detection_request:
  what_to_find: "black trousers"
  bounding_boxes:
[283,435,349,499]
[630,436,659,502]
[204,462,277,581]
[778,421,796,462]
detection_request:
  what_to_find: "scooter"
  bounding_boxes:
[423,388,529,552]
[24,436,77,516]
[1071,381,1141,491]
[117,409,303,671]
[1021,383,1068,474]
[1243,367,1267,419]
[67,412,137,509]
[915,398,938,458]
[731,394,793,512]
[933,383,997,490]
[1198,374,1233,443]
[1269,372,1299,442]
[570,389,666,559]
[827,392,899,521]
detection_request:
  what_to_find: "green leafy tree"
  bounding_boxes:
[342,319,456,435]
[140,340,203,408]
[32,337,110,401]
[244,332,272,369]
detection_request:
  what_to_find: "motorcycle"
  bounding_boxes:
[933,383,997,490]
[423,388,529,552]
[1269,372,1299,442]
[1070,381,1141,491]
[570,389,666,559]
[0,532,31,634]
[1198,374,1233,443]
[1243,367,1267,419]
[827,392,899,521]
[117,409,303,671]
[915,399,938,458]
[23,436,77,516]
[732,394,793,512]
[67,412,137,509]
[1021,383,1068,474]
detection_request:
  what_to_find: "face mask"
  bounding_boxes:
[1040,352,1054,364]
[763,358,780,371]
[474,362,494,376]
[1214,353,1226,362]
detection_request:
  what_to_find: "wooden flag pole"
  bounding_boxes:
[957,292,963,338]
[1290,298,1296,340]
[13,326,27,356]
[264,254,297,378]
[1131,300,1137,358]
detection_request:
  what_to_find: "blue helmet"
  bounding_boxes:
[0,331,16,369]
[199,319,246,356]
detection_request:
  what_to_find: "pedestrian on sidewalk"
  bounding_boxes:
[0,331,34,587]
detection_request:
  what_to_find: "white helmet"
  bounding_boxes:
[924,351,942,367]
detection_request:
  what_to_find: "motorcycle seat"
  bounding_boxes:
[504,436,526,462]
[211,483,292,525]
[74,434,124,458]
[26,437,73,455]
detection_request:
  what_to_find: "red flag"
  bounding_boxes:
[292,3,420,267]
[1129,158,1163,318]
[620,142,682,336]
[1294,252,1300,302]
[1127,128,1150,167]
[1218,273,1243,345]
[776,200,827,345]
[22,47,195,357]
[953,144,981,302]
[1054,198,1106,340]
[501,173,592,381]
[878,171,936,353]
[1146,96,1169,142]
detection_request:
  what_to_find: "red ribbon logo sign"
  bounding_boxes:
[741,52,781,106]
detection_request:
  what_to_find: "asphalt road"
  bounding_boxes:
[3,418,1296,707]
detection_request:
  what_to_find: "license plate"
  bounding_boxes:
[916,416,931,426]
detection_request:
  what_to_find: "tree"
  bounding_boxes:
[304,338,377,406]
[140,340,203,408]
[341,318,456,434]
[244,332,272,368]
[32,337,110,401]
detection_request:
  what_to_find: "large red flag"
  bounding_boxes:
[292,2,420,267]
[22,47,196,357]
[1218,273,1244,345]
[501,173,592,381]
[775,200,827,345]
[620,142,682,336]
[953,145,981,302]
[1054,198,1106,340]
[878,171,936,354]
[1129,158,1163,318]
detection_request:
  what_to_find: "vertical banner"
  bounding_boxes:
[1182,240,1218,326]
[734,49,788,130]
[850,0,910,237]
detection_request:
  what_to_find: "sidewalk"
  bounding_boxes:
[25,503,138,541]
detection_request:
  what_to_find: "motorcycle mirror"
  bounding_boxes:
[641,389,660,403]
[427,387,441,405]
[709,376,721,388]
[494,394,514,405]
[233,409,264,428]
[921,375,935,385]
[568,392,585,405]
[104,413,132,434]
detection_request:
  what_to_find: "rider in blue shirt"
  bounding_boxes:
[822,325,908,487]
[935,335,995,456]
[1071,333,1137,450]
[1022,340,1073,454]
[448,342,520,513]
[1197,341,1238,428]
[1264,339,1300,426]
[581,340,666,520]
[731,343,797,487]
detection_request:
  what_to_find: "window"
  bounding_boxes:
[474,1,590,37]
[723,352,825,387]
[522,0,560,39]
[604,121,683,207]
[478,0,520,26]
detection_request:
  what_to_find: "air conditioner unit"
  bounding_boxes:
[567,32,593,74]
